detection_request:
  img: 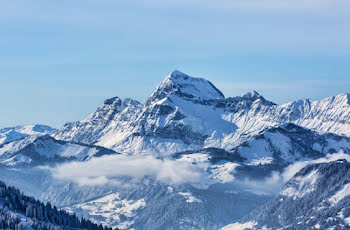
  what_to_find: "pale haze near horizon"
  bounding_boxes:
[0,0,349,128]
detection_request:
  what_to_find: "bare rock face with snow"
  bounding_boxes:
[54,70,234,154]
[54,70,350,156]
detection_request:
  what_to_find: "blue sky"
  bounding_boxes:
[1,0,349,128]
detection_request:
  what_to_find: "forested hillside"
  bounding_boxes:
[0,181,116,230]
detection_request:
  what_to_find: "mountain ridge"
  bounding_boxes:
[0,124,56,145]
[0,134,117,166]
[53,71,350,155]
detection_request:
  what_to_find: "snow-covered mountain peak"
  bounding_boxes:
[0,124,56,136]
[84,96,141,122]
[241,90,260,99]
[146,70,225,105]
[53,71,350,155]
[235,90,274,106]
[0,124,56,145]
[168,69,186,78]
[335,92,350,105]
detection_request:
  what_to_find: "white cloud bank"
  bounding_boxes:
[45,151,350,194]
[47,154,208,186]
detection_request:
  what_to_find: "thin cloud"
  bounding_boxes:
[46,155,208,186]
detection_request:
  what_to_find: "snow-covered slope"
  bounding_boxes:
[171,123,350,183]
[277,93,350,137]
[232,123,350,164]
[40,123,350,229]
[224,160,350,230]
[0,158,271,230]
[62,123,350,229]
[2,124,350,229]
[0,135,117,166]
[66,192,147,229]
[54,97,143,151]
[0,124,56,145]
[66,181,270,230]
[53,70,350,155]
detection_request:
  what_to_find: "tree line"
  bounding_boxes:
[0,180,117,230]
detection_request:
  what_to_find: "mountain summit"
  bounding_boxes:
[146,70,225,105]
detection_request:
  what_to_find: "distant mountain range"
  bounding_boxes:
[54,70,350,155]
[0,134,116,166]
[0,70,349,229]
[0,124,56,145]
